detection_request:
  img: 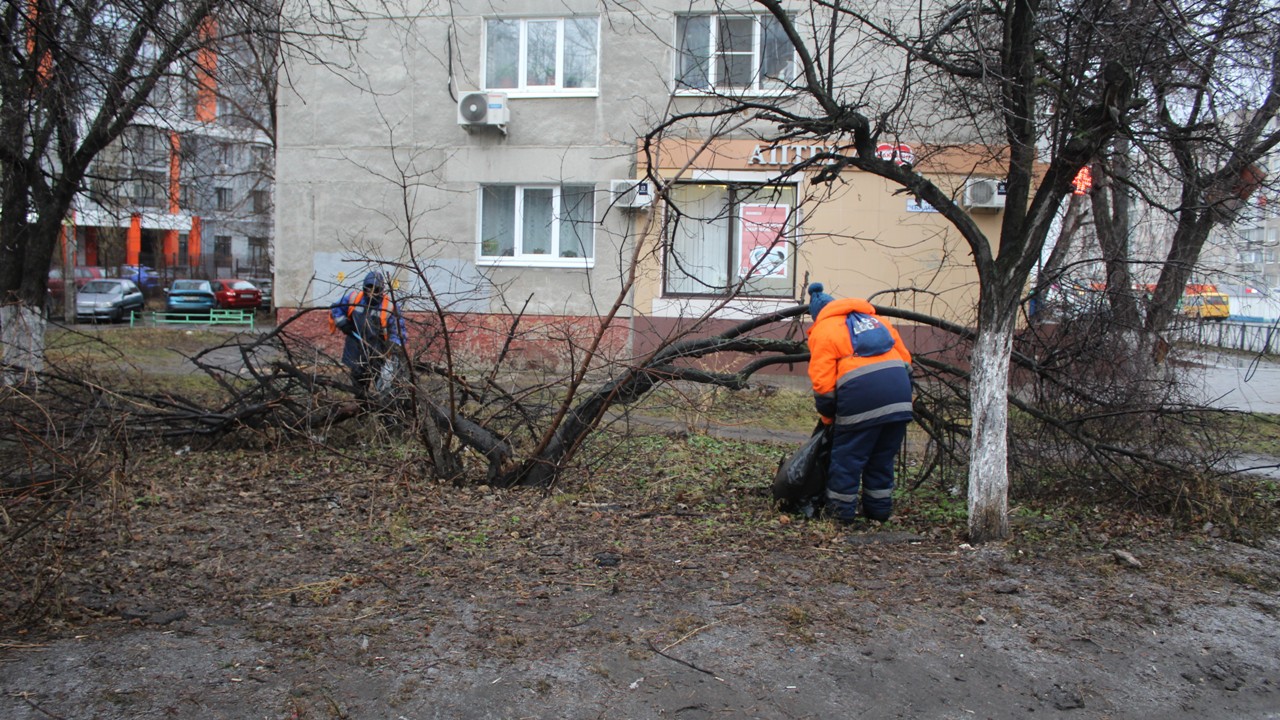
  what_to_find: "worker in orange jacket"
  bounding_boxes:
[806,283,913,524]
[330,271,406,397]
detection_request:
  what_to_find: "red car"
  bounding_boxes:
[211,279,262,310]
[48,266,106,297]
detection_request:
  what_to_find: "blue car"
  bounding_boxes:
[165,279,217,314]
[119,264,161,293]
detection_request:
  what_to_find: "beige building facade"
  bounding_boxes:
[274,1,1000,356]
[634,138,998,326]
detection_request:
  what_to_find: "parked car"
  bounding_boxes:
[48,269,68,298]
[75,279,145,323]
[74,266,107,288]
[244,276,273,310]
[48,266,106,297]
[164,279,217,314]
[211,279,262,310]
[118,264,160,292]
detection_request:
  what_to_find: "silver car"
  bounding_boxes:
[76,279,145,323]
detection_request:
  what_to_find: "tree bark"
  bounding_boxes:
[967,309,1014,543]
[1091,149,1143,330]
[1,305,47,386]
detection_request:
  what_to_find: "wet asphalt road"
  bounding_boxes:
[1195,351,1280,414]
[1191,352,1280,479]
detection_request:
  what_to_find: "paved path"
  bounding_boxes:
[1193,351,1280,414]
[1185,352,1280,479]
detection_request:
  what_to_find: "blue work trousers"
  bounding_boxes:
[826,420,909,522]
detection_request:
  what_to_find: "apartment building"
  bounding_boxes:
[1203,183,1280,320]
[1224,167,1280,294]
[65,21,274,283]
[275,2,1001,355]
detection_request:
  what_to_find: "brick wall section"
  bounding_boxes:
[275,307,346,360]
[276,308,633,370]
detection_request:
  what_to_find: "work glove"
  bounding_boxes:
[334,316,354,335]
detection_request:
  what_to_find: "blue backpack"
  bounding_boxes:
[846,312,894,357]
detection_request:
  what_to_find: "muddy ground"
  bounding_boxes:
[1,426,1278,720]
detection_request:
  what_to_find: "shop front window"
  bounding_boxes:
[663,183,797,297]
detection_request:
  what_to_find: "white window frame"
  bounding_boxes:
[673,13,797,96]
[476,184,596,268]
[482,16,600,97]
[661,181,800,299]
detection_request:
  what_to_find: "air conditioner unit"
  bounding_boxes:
[963,178,1006,211]
[457,91,509,131]
[610,179,653,210]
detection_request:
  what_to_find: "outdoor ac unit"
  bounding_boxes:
[610,179,653,210]
[963,178,1006,211]
[457,91,509,130]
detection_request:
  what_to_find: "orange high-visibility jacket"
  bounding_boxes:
[329,289,399,340]
[806,298,913,427]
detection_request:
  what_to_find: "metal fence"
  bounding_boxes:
[1171,319,1280,355]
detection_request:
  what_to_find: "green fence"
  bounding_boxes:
[131,309,256,329]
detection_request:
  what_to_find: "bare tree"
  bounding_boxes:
[253,0,1274,540]
[8,2,1254,545]
[0,0,382,383]
[633,0,1135,541]
[1052,0,1280,345]
[1133,4,1279,337]
[1,1,265,381]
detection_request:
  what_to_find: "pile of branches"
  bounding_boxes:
[1,303,1268,529]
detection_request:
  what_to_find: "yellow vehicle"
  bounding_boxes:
[1181,291,1230,321]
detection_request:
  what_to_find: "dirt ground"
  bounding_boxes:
[1,425,1278,720]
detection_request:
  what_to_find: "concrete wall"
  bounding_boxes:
[276,1,694,315]
[275,0,981,332]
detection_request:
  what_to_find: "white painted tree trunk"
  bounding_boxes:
[1,304,47,387]
[967,321,1013,542]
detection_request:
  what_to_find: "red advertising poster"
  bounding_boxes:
[738,204,790,278]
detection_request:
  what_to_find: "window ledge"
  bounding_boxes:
[672,88,797,99]
[483,90,599,99]
[477,256,595,270]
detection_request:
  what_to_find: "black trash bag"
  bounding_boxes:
[772,423,833,516]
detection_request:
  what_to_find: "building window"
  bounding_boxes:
[676,14,796,93]
[131,171,165,207]
[131,126,166,165]
[249,236,268,270]
[215,187,231,211]
[479,185,595,263]
[180,136,200,163]
[663,183,798,298]
[214,235,232,265]
[484,17,598,93]
[252,189,270,214]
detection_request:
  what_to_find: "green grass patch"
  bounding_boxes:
[629,383,814,433]
[47,327,244,366]
[1217,412,1280,456]
[583,431,788,503]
